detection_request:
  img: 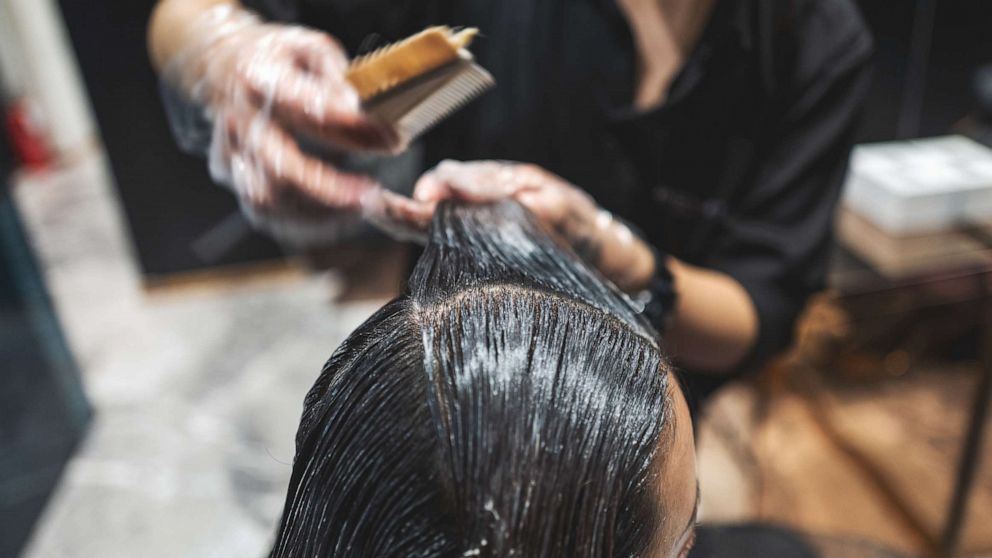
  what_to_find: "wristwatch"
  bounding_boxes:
[634,245,678,332]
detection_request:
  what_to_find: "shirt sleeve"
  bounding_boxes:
[707,4,873,372]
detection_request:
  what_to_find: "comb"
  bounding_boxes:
[346,27,495,142]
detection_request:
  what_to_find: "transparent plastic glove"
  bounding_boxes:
[382,160,657,291]
[161,5,402,245]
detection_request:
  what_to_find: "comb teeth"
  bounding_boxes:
[397,64,494,141]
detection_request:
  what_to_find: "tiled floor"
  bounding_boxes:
[14,152,384,557]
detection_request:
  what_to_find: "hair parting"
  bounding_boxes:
[272,200,673,557]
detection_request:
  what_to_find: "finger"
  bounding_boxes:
[239,58,398,152]
[288,30,349,76]
[430,160,527,201]
[210,109,279,209]
[380,191,435,230]
[513,189,561,225]
[229,149,275,210]
[246,118,380,211]
[241,62,373,134]
[278,76,399,151]
[413,169,455,203]
[359,190,432,243]
[268,185,346,220]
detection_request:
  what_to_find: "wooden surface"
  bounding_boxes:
[698,365,992,557]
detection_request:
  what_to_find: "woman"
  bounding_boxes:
[272,200,820,557]
[148,0,873,403]
[275,200,694,557]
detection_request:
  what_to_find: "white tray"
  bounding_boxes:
[842,136,992,235]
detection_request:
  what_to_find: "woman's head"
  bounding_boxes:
[272,201,696,557]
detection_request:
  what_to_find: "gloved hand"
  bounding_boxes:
[382,160,658,292]
[161,5,401,241]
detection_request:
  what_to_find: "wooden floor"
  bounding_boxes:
[698,363,992,558]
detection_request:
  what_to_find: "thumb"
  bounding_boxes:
[413,170,453,203]
[363,189,433,243]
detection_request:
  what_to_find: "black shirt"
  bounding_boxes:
[244,0,873,374]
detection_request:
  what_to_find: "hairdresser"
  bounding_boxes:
[149,0,872,407]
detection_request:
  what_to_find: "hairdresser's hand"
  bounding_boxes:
[164,6,400,220]
[385,160,657,291]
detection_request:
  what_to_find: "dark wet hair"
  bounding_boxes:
[271,201,673,557]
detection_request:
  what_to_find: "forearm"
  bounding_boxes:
[665,257,758,373]
[148,0,242,72]
[577,219,756,371]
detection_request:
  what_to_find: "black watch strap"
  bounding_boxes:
[612,217,678,332]
[635,244,677,331]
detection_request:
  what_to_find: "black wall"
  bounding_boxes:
[855,0,992,142]
[56,0,284,279]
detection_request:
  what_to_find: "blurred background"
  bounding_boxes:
[1,0,991,557]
